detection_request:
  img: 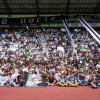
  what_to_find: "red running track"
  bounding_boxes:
[0,86,100,100]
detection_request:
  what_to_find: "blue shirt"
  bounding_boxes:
[59,78,66,83]
[68,76,76,83]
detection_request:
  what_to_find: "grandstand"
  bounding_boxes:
[0,0,100,100]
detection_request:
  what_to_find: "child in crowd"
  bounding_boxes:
[68,72,79,87]
[57,74,67,87]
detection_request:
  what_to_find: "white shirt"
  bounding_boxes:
[0,76,9,86]
[57,46,64,53]
[96,64,100,68]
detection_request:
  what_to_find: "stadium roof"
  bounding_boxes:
[0,0,100,17]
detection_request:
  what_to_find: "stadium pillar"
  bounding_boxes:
[35,0,39,17]
[66,0,70,16]
[2,0,11,17]
[79,18,100,44]
[62,19,76,54]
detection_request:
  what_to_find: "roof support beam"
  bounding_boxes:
[66,0,70,16]
[94,1,100,14]
[2,0,11,17]
[35,0,39,17]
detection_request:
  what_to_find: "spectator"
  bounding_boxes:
[68,72,79,87]
[78,72,87,85]
[46,73,56,86]
[57,74,67,87]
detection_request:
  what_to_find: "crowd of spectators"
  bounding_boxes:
[0,28,100,88]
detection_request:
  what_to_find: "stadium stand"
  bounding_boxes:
[0,0,100,90]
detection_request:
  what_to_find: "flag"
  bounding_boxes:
[12,31,20,39]
[24,50,29,56]
[36,34,39,38]
[30,52,32,56]
[13,31,19,36]
[80,47,87,53]
[40,35,44,39]
[74,41,77,45]
[33,51,41,55]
